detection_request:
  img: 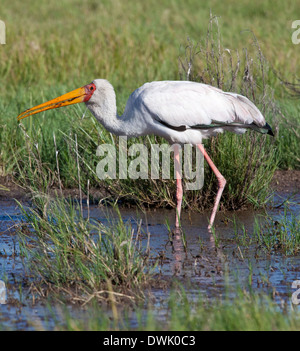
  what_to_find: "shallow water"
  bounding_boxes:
[0,191,299,330]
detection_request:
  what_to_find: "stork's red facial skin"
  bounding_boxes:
[83,83,96,102]
[17,83,96,121]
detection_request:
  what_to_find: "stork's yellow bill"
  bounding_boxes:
[17,83,96,121]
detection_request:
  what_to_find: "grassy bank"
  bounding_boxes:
[0,0,299,211]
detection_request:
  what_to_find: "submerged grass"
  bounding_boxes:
[163,288,300,331]
[17,195,153,303]
[31,287,300,331]
[231,203,300,255]
[255,208,300,256]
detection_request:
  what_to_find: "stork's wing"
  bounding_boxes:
[139,81,266,131]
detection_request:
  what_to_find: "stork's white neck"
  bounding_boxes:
[86,100,123,135]
[85,80,135,137]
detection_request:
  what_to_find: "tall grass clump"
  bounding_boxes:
[176,15,281,210]
[17,195,152,303]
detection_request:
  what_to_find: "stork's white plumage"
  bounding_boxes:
[18,79,274,230]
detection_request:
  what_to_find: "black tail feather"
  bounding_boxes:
[264,122,274,136]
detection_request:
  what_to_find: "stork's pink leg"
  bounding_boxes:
[174,145,183,228]
[197,144,226,230]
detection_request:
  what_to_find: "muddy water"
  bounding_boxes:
[0,192,299,330]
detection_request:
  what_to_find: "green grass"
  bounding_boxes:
[159,288,300,331]
[2,281,299,331]
[25,287,300,331]
[0,0,299,210]
[1,3,299,330]
[1,0,299,94]
[274,102,300,170]
[255,207,300,256]
[17,195,153,302]
[11,109,278,211]
[230,202,300,255]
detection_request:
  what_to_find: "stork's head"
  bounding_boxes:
[17,81,97,121]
